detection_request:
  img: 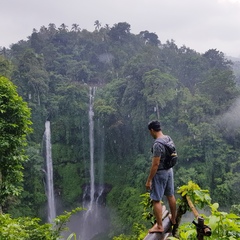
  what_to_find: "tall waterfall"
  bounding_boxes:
[88,86,95,211]
[65,87,110,240]
[75,86,109,240]
[44,121,56,223]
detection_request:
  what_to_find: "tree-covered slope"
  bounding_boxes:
[1,21,240,236]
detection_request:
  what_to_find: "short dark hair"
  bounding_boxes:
[148,120,161,131]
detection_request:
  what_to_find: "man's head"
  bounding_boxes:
[148,120,161,139]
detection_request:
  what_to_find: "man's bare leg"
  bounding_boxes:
[167,195,176,224]
[149,200,164,233]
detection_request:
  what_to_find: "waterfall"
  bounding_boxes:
[44,120,56,223]
[97,119,105,186]
[75,86,109,240]
[88,86,95,211]
[79,87,97,240]
[63,86,110,240]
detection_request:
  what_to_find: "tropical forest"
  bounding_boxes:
[0,21,240,239]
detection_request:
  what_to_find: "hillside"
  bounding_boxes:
[1,22,240,238]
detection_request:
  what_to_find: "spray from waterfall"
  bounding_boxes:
[44,120,56,223]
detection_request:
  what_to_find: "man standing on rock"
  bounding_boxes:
[146,120,177,233]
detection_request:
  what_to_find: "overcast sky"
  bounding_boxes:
[1,0,240,57]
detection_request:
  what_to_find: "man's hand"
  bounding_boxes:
[145,180,151,191]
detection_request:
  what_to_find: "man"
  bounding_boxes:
[146,120,176,233]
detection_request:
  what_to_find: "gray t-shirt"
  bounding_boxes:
[152,135,173,170]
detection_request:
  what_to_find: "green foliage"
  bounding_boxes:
[129,155,149,188]
[140,192,154,225]
[7,143,46,218]
[0,77,32,211]
[231,204,240,216]
[142,69,178,110]
[174,203,240,240]
[0,207,83,240]
[0,56,13,79]
[112,223,147,240]
[114,182,240,239]
[108,22,131,42]
[175,167,199,186]
[177,181,211,209]
[199,69,238,112]
[94,78,127,120]
[172,222,197,240]
[2,22,240,237]
[56,163,83,205]
[206,203,240,239]
[173,182,240,239]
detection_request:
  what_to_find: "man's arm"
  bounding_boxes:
[145,156,160,191]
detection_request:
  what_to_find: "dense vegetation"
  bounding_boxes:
[1,21,240,238]
[0,76,32,214]
[113,181,240,239]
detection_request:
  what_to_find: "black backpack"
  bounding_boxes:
[155,138,178,169]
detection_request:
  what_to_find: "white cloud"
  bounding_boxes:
[0,0,240,57]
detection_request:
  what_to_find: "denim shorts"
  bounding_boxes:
[150,168,174,201]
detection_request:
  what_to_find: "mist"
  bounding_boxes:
[217,97,240,134]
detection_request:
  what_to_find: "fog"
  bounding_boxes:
[217,98,240,134]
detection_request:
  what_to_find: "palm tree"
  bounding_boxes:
[58,23,68,32]
[104,24,110,31]
[94,20,101,31]
[71,23,80,32]
[48,23,57,35]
